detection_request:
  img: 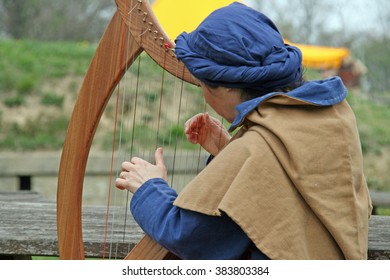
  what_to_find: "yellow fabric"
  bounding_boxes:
[152,0,244,40]
[285,40,350,70]
[174,95,372,260]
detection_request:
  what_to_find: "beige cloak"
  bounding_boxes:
[174,94,372,260]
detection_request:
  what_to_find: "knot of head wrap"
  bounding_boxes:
[175,2,302,92]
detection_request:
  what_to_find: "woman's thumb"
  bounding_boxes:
[155,147,165,167]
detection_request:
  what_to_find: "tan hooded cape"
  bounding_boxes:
[174,94,372,260]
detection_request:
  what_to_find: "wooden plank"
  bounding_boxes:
[0,200,144,258]
[368,215,390,259]
[0,191,51,202]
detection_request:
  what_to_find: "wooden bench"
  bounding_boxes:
[0,191,143,259]
[0,191,389,260]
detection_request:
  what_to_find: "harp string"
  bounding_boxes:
[101,0,215,259]
[104,0,140,259]
[102,13,129,259]
[119,36,143,258]
[170,66,185,188]
[101,7,167,259]
[109,20,134,260]
[112,0,142,259]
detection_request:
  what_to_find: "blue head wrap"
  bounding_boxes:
[175,2,303,92]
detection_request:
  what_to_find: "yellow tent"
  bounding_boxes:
[152,0,242,40]
[152,0,349,70]
[285,40,350,70]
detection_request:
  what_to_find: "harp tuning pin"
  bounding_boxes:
[137,2,143,13]
[170,48,177,57]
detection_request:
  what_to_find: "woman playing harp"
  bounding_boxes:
[115,2,372,259]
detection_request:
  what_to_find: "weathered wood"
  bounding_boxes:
[367,215,390,259]
[0,191,50,202]
[0,194,143,259]
[0,192,390,259]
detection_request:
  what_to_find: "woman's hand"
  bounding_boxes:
[184,113,231,156]
[115,147,168,193]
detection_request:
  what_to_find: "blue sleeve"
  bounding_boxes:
[130,178,253,260]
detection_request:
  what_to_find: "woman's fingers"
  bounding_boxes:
[184,114,202,144]
[184,113,209,144]
[121,157,144,172]
[155,147,168,181]
[115,148,168,193]
[184,113,232,155]
[185,113,206,131]
[121,161,131,171]
[115,177,130,191]
[154,148,165,168]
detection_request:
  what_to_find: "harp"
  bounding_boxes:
[57,0,201,259]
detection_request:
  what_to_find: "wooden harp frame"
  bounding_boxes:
[57,0,199,260]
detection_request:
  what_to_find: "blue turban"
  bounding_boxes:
[175,2,303,92]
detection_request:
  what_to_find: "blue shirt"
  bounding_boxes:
[131,178,269,259]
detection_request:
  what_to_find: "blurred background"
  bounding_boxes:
[0,0,389,213]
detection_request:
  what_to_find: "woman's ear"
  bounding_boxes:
[226,87,244,96]
[224,87,239,93]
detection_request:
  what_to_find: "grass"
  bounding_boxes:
[41,92,64,107]
[347,92,390,154]
[0,114,69,150]
[377,208,390,216]
[0,39,95,94]
[0,39,95,150]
